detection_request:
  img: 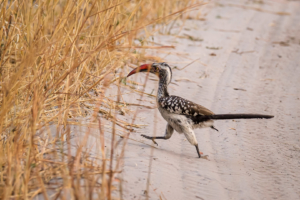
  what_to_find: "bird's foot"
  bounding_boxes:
[141,134,158,146]
[152,140,158,146]
[197,151,209,160]
[201,155,209,160]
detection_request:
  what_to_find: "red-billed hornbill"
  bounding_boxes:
[127,62,274,158]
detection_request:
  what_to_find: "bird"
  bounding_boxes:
[126,62,274,158]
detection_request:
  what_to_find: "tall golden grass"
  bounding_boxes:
[0,0,201,199]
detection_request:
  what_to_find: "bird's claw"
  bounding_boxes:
[201,155,209,160]
[141,134,158,146]
[141,134,148,139]
[152,139,158,146]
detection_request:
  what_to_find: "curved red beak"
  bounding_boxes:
[127,64,151,77]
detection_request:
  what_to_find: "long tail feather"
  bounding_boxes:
[196,114,274,121]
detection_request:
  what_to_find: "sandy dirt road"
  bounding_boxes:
[120,0,300,199]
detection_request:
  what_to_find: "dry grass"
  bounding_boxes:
[0,0,202,199]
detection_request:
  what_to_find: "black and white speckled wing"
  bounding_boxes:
[158,95,214,116]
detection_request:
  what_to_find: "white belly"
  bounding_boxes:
[158,106,214,133]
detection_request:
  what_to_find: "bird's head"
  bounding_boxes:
[127,62,172,85]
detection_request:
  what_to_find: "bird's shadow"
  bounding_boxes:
[125,136,206,160]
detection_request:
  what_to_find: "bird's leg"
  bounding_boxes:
[141,135,165,145]
[211,126,219,132]
[183,129,208,159]
[141,124,174,146]
[183,129,201,158]
[195,145,209,160]
[195,145,201,158]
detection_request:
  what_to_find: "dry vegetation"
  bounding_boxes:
[0,0,202,199]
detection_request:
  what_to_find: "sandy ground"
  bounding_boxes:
[120,1,300,199]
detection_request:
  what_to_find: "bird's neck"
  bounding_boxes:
[157,77,169,99]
